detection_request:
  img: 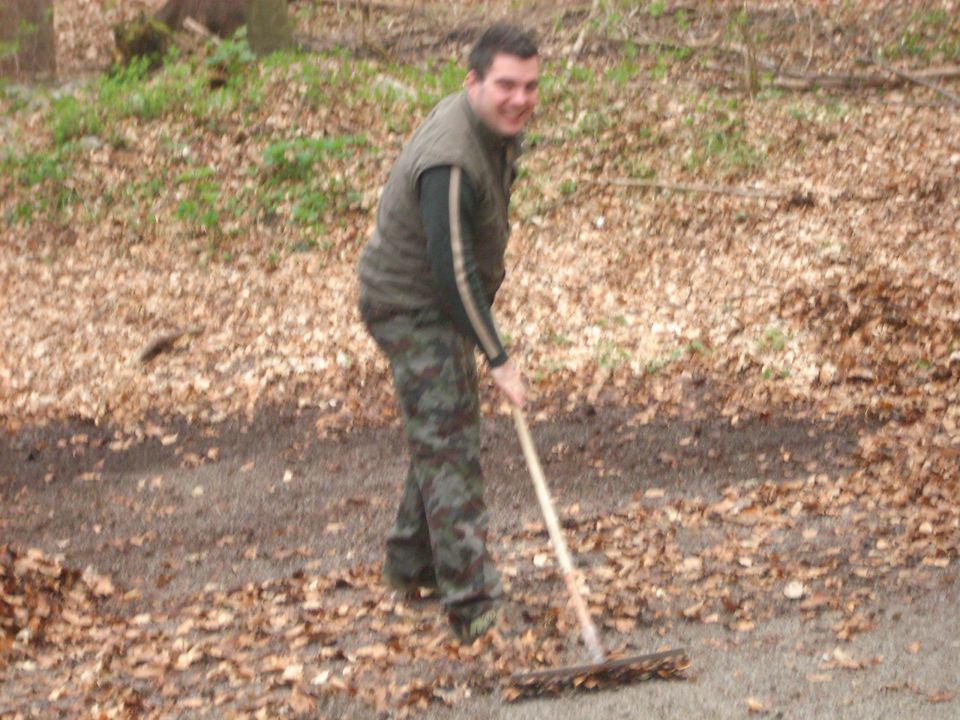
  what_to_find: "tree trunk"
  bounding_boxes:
[0,0,56,80]
[246,0,293,56]
[153,0,292,55]
[155,0,247,38]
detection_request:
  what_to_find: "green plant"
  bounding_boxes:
[548,331,572,346]
[762,366,790,380]
[647,0,666,18]
[823,98,850,119]
[290,191,328,227]
[682,95,766,172]
[686,339,712,355]
[758,326,788,352]
[258,134,367,229]
[97,56,183,121]
[262,136,363,182]
[622,156,656,179]
[650,53,669,80]
[697,124,763,169]
[646,347,684,374]
[435,59,466,97]
[49,94,101,145]
[567,64,595,85]
[597,340,631,370]
[574,109,612,137]
[885,10,960,62]
[175,166,221,234]
[643,340,711,375]
[606,42,639,85]
[2,147,78,225]
[205,32,256,81]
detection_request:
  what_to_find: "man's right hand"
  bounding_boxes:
[490,359,526,407]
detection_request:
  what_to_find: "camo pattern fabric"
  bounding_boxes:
[362,306,502,624]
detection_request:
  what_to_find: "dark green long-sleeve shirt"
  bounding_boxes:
[419,165,507,367]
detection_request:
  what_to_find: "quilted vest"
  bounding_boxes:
[358,91,520,312]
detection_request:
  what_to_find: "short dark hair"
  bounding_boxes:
[468,23,538,79]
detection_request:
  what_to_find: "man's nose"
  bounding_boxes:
[511,87,534,106]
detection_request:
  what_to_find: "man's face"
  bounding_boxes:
[466,53,540,138]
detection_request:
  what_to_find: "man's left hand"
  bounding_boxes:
[490,359,526,407]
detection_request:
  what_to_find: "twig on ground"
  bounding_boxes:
[800,2,816,74]
[137,326,204,364]
[865,56,960,106]
[700,58,960,93]
[590,177,810,203]
[646,29,960,99]
[591,177,895,205]
[319,0,415,10]
[183,16,220,45]
[566,0,601,70]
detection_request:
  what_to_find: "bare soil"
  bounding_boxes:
[1,399,856,610]
[11,397,955,719]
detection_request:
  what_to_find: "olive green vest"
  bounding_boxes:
[358,91,520,312]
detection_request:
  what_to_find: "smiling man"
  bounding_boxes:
[357,24,539,642]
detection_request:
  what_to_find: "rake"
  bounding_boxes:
[503,407,690,700]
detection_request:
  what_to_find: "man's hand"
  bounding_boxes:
[490,359,526,407]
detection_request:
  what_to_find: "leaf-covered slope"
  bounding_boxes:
[2,1,958,484]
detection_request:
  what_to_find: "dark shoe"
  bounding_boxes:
[450,607,501,642]
[383,569,438,600]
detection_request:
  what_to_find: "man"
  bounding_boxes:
[357,23,539,641]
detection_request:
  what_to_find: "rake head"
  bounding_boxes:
[502,648,690,701]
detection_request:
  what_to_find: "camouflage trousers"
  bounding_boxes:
[361,306,502,623]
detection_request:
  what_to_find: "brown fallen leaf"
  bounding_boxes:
[783,580,806,600]
[289,685,316,713]
[800,591,833,611]
[354,643,389,661]
[81,567,115,597]
[281,663,304,684]
[821,647,864,670]
[746,696,767,714]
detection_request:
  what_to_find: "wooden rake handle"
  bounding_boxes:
[511,407,605,664]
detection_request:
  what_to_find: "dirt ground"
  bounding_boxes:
[2,399,957,718]
[2,0,958,716]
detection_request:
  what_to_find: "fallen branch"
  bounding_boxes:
[567,0,602,65]
[182,16,220,45]
[768,64,960,92]
[865,56,960,106]
[313,0,421,11]
[702,41,960,95]
[590,177,812,203]
[136,325,204,364]
[591,177,895,205]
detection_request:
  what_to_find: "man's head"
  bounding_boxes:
[465,23,539,138]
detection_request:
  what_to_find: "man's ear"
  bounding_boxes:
[465,69,478,90]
